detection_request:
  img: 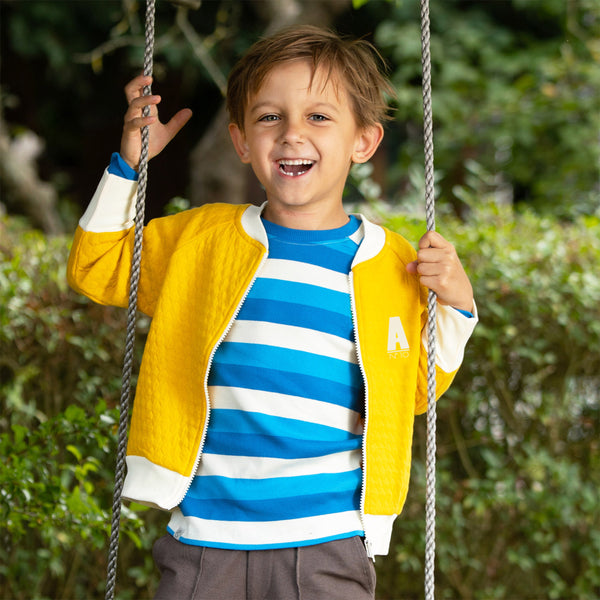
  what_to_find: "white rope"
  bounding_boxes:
[419,0,438,599]
[104,1,155,598]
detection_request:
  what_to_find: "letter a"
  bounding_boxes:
[387,316,409,352]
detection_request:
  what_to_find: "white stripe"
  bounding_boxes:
[260,259,351,294]
[226,320,357,363]
[168,509,364,547]
[197,449,362,480]
[209,386,362,432]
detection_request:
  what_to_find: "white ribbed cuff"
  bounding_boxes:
[363,513,396,556]
[79,169,138,232]
[122,455,191,511]
[422,300,479,373]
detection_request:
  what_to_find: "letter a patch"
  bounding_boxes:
[387,316,410,353]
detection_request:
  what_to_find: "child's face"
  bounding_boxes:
[229,60,383,228]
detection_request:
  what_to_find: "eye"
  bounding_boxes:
[309,114,329,122]
[258,114,280,122]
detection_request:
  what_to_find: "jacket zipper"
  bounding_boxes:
[349,271,375,561]
[175,251,268,505]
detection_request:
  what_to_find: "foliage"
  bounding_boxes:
[2,0,598,227]
[1,0,599,597]
[376,195,600,599]
[0,218,165,600]
[369,0,600,219]
[2,196,598,598]
[0,0,259,218]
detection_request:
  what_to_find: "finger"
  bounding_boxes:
[124,75,152,104]
[124,75,153,104]
[406,260,418,275]
[419,230,448,249]
[123,98,161,130]
[123,115,157,134]
[125,94,161,117]
[416,261,446,278]
[416,247,448,265]
[417,275,435,291]
[163,108,193,140]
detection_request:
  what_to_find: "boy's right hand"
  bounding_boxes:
[120,74,193,171]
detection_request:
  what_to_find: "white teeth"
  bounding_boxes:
[278,159,314,166]
[277,158,315,177]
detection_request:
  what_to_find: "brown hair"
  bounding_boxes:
[226,25,394,129]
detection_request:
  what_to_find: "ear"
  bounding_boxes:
[352,123,384,164]
[228,123,251,164]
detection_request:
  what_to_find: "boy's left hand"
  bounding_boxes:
[406,231,474,313]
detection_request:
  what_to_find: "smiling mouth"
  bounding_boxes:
[278,159,315,177]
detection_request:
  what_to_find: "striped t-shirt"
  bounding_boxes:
[167,215,366,549]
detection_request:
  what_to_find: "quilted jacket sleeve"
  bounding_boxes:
[414,300,478,414]
[66,169,192,317]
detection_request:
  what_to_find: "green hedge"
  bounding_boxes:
[380,202,600,599]
[0,220,164,600]
[1,205,598,599]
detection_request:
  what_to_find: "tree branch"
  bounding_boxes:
[175,6,227,96]
[0,103,64,235]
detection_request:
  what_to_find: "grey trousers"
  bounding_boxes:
[152,534,376,600]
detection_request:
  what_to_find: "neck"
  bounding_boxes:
[262,203,349,230]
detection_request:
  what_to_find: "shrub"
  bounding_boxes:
[1,204,598,599]
[377,202,600,599]
[0,218,164,600]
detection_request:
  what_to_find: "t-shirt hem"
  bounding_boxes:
[166,526,365,551]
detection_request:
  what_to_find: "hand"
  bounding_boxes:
[120,74,193,170]
[406,231,474,313]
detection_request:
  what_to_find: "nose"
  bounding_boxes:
[279,117,305,145]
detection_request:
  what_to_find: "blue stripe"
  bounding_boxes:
[208,364,362,409]
[267,238,357,273]
[167,530,365,551]
[213,343,362,388]
[206,409,360,441]
[236,299,354,340]
[248,279,350,314]
[179,487,361,522]
[203,431,361,459]
[262,215,361,243]
[186,469,362,501]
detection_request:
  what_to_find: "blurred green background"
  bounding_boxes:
[1,0,598,598]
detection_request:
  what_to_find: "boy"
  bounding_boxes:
[68,26,476,599]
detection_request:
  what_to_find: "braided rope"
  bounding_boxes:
[100,3,434,598]
[104,1,156,599]
[419,1,438,599]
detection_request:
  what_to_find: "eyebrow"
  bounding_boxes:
[248,101,341,115]
[247,102,276,115]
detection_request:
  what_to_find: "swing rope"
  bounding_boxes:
[104,1,156,598]
[103,2,437,598]
[419,0,438,599]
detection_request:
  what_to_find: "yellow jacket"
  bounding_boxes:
[68,189,475,555]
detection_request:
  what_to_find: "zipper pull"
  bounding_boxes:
[364,537,376,562]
